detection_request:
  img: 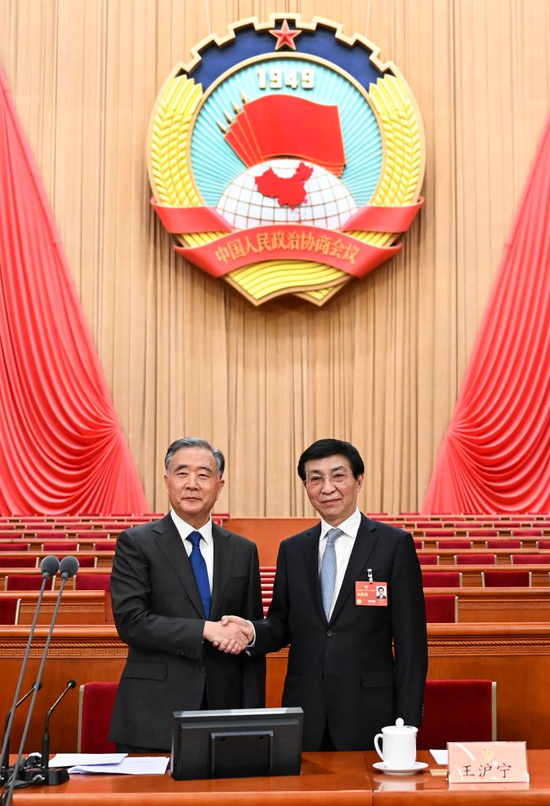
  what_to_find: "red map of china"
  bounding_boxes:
[255,162,314,208]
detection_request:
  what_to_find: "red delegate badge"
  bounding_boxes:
[356,581,388,606]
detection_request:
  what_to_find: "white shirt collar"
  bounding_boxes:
[170,509,213,544]
[320,508,362,540]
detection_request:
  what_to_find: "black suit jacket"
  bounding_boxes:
[109,515,266,750]
[251,515,427,751]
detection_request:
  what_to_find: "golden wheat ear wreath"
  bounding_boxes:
[149,48,424,306]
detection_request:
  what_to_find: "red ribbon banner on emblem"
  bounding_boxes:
[151,198,424,279]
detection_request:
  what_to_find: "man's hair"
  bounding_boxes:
[297,438,365,481]
[164,437,225,477]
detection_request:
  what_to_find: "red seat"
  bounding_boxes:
[422,571,461,588]
[511,529,543,537]
[78,682,118,752]
[75,556,97,567]
[0,596,21,624]
[74,574,111,591]
[482,570,531,587]
[33,531,68,540]
[0,557,37,568]
[419,555,439,565]
[467,530,498,537]
[94,541,115,551]
[486,540,521,549]
[511,554,550,564]
[425,595,457,623]
[0,543,30,551]
[417,680,496,749]
[538,541,550,550]
[414,539,424,550]
[454,553,496,565]
[42,542,79,552]
[5,575,53,591]
[437,540,472,549]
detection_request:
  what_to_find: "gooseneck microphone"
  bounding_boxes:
[39,680,77,781]
[0,683,42,783]
[4,556,79,804]
[0,556,58,788]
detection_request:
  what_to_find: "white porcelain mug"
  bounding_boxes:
[374,718,417,769]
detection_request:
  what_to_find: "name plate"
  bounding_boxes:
[448,741,529,783]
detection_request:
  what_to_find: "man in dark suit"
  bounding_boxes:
[109,437,265,752]
[221,438,427,751]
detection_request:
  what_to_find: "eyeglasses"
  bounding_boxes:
[304,471,353,489]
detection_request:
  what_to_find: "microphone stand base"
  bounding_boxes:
[20,767,70,786]
[0,766,14,785]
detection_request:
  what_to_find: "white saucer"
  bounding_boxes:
[373,761,429,776]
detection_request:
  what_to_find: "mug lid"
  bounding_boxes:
[382,717,418,734]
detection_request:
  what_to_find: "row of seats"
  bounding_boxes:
[76,678,496,752]
[0,541,115,551]
[2,572,110,591]
[0,591,458,625]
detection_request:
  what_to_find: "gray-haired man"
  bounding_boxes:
[109,437,265,752]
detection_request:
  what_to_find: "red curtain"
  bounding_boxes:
[0,69,148,515]
[423,115,550,513]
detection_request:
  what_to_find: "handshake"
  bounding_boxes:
[203,615,255,654]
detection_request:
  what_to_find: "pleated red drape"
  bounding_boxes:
[0,69,148,515]
[423,115,550,513]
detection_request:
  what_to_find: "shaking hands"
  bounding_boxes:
[203,615,255,654]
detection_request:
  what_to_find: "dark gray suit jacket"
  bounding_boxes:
[251,515,427,751]
[109,514,265,750]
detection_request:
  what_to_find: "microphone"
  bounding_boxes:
[59,556,79,580]
[0,684,42,783]
[39,680,76,779]
[0,556,59,788]
[4,557,78,802]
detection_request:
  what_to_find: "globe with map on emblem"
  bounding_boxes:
[216,159,357,231]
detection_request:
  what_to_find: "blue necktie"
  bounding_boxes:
[187,531,211,619]
[320,527,343,619]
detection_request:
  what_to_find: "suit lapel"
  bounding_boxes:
[210,525,236,620]
[154,515,204,618]
[329,514,379,624]
[301,524,327,626]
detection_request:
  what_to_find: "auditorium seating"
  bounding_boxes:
[482,570,532,587]
[424,594,457,622]
[454,553,496,565]
[5,574,53,591]
[75,574,111,591]
[419,554,439,565]
[416,679,496,749]
[78,678,496,754]
[486,539,521,549]
[78,682,118,752]
[0,596,20,624]
[0,542,30,551]
[436,540,472,549]
[0,557,37,568]
[422,571,462,587]
[42,541,79,552]
[512,554,550,564]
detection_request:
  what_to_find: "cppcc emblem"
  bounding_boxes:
[148,15,425,306]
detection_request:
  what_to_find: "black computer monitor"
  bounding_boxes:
[171,707,303,780]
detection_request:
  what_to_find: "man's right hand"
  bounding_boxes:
[211,615,255,652]
[203,619,252,654]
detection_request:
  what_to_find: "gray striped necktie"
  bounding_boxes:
[320,527,343,619]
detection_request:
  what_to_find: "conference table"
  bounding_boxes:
[9,751,550,805]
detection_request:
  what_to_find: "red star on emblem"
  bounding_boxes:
[269,20,301,51]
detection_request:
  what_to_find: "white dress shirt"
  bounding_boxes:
[318,508,361,618]
[170,509,214,591]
